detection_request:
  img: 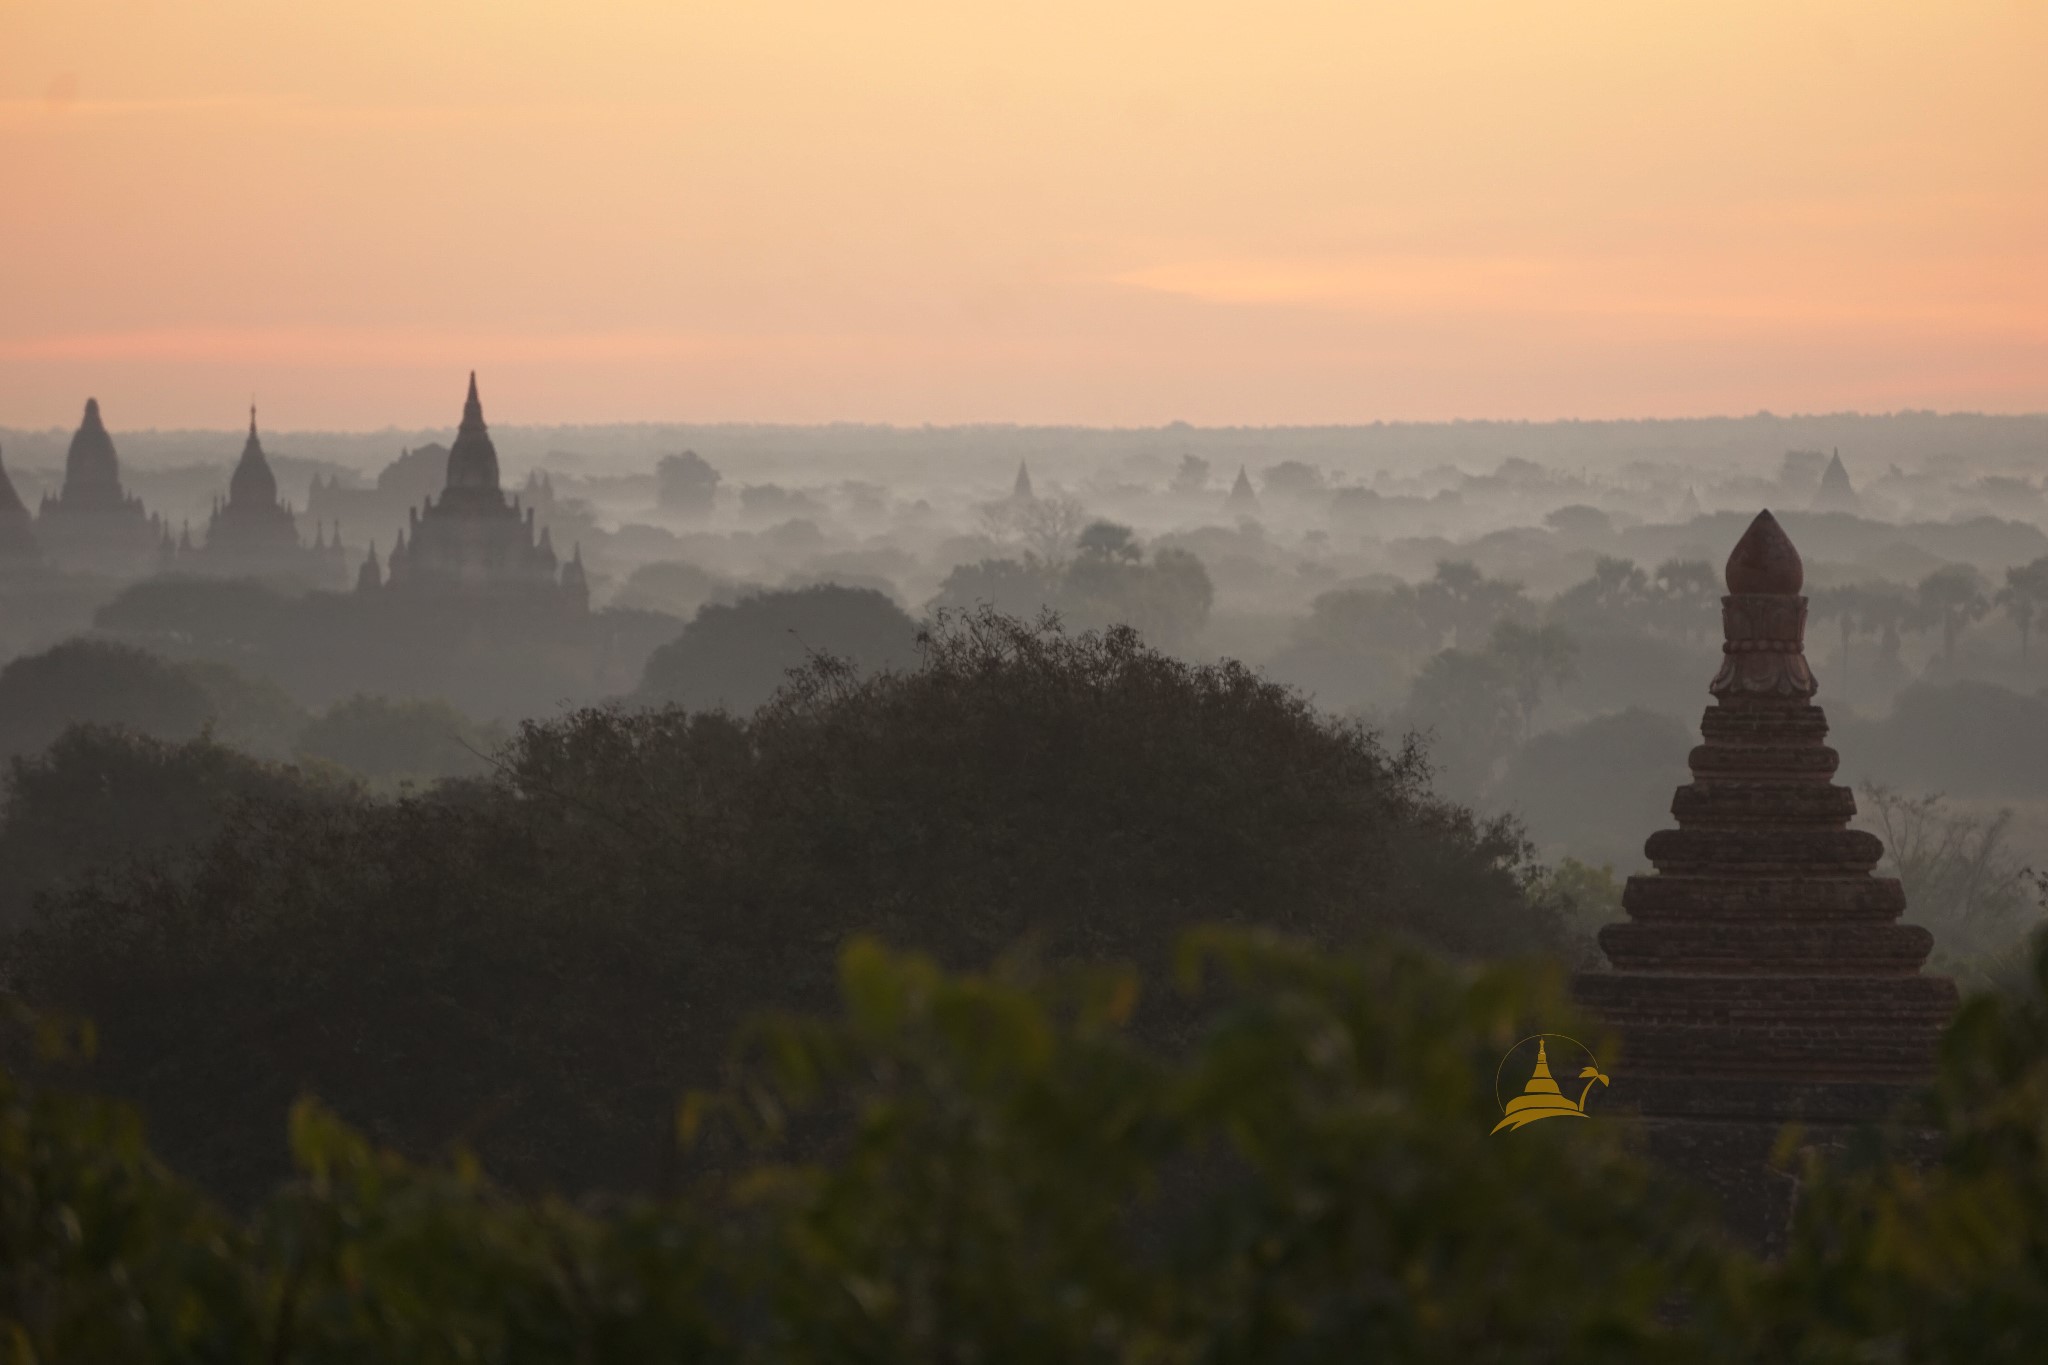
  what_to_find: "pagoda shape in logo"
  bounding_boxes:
[1492,1038,1610,1134]
[1573,509,1956,1250]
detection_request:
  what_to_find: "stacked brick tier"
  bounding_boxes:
[1575,510,1957,1131]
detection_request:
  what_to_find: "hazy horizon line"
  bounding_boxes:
[7,407,2048,441]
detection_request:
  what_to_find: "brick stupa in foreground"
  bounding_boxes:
[1575,509,1957,1253]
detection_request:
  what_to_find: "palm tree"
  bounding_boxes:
[1810,584,1876,707]
[1576,1064,1611,1112]
[1487,620,1579,743]
[1652,558,1719,641]
[1917,565,1991,672]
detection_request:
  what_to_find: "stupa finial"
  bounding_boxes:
[1710,509,1815,702]
[1725,508,1802,595]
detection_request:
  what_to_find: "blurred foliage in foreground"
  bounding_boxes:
[11,928,2048,1362]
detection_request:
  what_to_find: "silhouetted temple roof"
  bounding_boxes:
[444,372,503,494]
[60,397,126,509]
[228,406,280,510]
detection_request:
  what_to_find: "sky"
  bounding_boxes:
[2,1,2045,429]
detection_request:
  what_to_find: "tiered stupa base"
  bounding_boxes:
[1572,511,1956,1255]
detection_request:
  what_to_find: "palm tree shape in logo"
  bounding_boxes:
[1491,1038,1610,1134]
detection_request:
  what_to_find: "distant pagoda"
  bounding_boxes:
[1227,465,1258,511]
[1810,449,1858,514]
[1575,509,1955,1253]
[180,408,346,586]
[381,373,585,606]
[36,398,163,576]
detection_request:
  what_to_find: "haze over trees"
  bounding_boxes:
[4,412,2048,1352]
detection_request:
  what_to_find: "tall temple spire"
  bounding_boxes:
[444,370,502,494]
[228,403,281,510]
[1575,508,1955,1254]
[356,540,383,592]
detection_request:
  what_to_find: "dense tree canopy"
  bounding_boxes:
[0,727,348,932]
[295,694,503,786]
[10,610,1553,1203]
[0,639,213,762]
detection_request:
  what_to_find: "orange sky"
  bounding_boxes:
[3,1,2045,428]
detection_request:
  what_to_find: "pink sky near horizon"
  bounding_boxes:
[3,1,2045,430]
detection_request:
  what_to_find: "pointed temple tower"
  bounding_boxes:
[1575,510,1956,1253]
[1810,449,1858,514]
[355,541,383,592]
[36,398,162,576]
[384,374,585,605]
[1012,461,1035,501]
[1227,465,1258,512]
[185,408,345,586]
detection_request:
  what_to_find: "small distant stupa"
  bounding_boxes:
[1810,449,1857,513]
[1678,486,1704,522]
[1575,509,1955,1253]
[1012,461,1035,501]
[1227,465,1258,511]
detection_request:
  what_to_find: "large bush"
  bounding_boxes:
[10,611,1553,1202]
